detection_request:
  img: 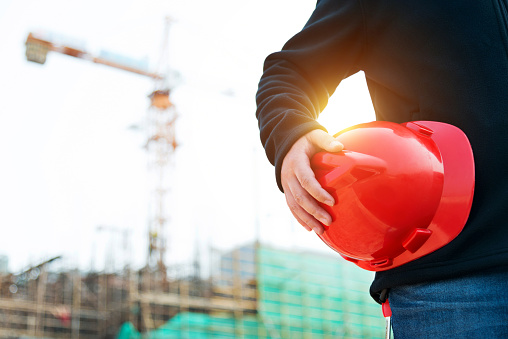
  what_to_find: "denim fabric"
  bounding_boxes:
[389,270,508,338]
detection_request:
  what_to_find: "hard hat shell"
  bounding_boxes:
[311,121,475,271]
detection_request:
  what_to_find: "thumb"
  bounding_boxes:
[308,129,344,152]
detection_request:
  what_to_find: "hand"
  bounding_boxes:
[281,129,344,235]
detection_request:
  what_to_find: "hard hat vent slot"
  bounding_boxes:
[369,257,392,268]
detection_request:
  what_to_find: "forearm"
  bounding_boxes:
[256,58,328,190]
[255,0,365,189]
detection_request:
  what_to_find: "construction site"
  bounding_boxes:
[0,19,384,339]
[0,243,384,338]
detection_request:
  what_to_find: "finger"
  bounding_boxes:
[290,209,312,232]
[286,177,332,227]
[294,162,335,207]
[307,129,344,153]
[285,191,325,234]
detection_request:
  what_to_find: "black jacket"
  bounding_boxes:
[256,0,508,302]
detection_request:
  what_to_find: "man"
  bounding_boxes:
[256,0,508,337]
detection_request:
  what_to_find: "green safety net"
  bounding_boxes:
[117,245,385,339]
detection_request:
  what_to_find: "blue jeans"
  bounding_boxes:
[389,270,508,338]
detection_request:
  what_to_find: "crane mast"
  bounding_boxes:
[25,24,176,276]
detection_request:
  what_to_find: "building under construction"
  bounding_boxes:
[0,243,385,339]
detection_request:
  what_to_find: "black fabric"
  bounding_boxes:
[256,0,508,303]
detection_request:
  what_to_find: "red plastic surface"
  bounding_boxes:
[311,121,475,271]
[382,299,392,318]
[402,228,433,253]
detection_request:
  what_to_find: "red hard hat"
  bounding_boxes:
[311,121,475,271]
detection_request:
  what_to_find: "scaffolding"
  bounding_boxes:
[121,243,385,339]
[0,243,384,338]
[0,259,130,338]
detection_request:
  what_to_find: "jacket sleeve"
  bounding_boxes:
[255,0,365,191]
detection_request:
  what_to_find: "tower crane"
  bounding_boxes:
[25,22,177,278]
[25,32,163,80]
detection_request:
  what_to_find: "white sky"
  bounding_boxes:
[0,0,375,273]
